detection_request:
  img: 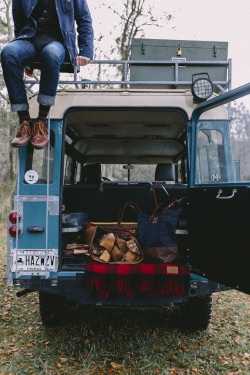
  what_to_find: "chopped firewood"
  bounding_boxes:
[99,233,115,252]
[116,238,128,252]
[73,249,89,255]
[125,249,137,262]
[92,245,105,256]
[66,243,89,250]
[126,239,140,255]
[99,249,111,262]
[111,246,123,262]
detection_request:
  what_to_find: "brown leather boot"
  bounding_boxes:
[31,120,49,149]
[11,121,32,148]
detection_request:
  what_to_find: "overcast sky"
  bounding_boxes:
[89,0,250,92]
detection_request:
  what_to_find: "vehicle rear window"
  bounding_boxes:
[24,131,54,184]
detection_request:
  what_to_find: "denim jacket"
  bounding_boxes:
[12,0,94,65]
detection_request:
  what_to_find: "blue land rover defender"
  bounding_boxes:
[7,39,250,330]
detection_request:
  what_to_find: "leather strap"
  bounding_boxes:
[152,181,170,208]
[149,199,178,221]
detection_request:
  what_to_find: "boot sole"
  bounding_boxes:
[31,141,49,150]
[11,140,31,148]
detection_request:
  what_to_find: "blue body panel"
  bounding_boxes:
[14,201,59,250]
[12,119,62,255]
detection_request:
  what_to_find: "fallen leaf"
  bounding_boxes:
[84,339,90,344]
[58,350,66,355]
[90,330,95,336]
[242,360,250,366]
[235,337,240,345]
[191,368,198,373]
[60,358,68,363]
[111,362,122,369]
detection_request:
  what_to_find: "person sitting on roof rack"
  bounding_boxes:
[1,0,93,149]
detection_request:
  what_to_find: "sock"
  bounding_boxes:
[37,104,50,122]
[17,110,31,124]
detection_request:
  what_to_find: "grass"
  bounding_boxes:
[0,228,249,375]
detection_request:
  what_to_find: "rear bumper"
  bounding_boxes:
[13,274,229,307]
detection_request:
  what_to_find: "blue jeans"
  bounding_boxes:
[1,40,66,112]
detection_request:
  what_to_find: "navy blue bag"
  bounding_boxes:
[136,182,179,248]
[118,182,181,261]
[137,203,179,247]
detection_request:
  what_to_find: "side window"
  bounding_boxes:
[25,132,54,184]
[64,155,75,185]
[176,159,187,184]
[75,162,82,184]
[196,129,227,184]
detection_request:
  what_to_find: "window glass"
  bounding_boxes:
[75,162,82,184]
[25,135,54,184]
[62,162,187,185]
[101,164,157,181]
[196,129,227,184]
[64,155,74,185]
[230,101,250,182]
[177,159,187,184]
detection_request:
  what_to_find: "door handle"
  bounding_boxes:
[216,188,237,199]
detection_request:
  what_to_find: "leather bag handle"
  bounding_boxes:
[152,181,170,208]
[118,202,140,225]
[149,199,178,221]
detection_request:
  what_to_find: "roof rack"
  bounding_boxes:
[25,59,232,94]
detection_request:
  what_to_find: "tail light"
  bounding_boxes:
[9,211,21,224]
[8,211,22,237]
[9,225,22,237]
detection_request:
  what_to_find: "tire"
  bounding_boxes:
[39,292,71,328]
[179,294,213,331]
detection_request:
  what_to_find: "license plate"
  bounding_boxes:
[11,250,58,272]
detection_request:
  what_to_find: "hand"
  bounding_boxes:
[76,56,90,67]
[25,66,35,78]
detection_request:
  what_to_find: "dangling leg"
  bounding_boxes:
[32,41,66,149]
[1,40,36,147]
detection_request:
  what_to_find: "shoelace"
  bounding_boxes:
[32,121,47,137]
[16,122,31,137]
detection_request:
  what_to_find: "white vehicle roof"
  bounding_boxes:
[28,89,228,120]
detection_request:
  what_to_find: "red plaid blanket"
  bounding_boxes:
[85,261,190,299]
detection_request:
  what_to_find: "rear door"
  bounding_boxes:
[8,121,62,282]
[189,83,250,294]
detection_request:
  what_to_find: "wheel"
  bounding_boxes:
[39,292,71,327]
[179,294,213,331]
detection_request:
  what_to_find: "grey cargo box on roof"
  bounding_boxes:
[130,39,228,89]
